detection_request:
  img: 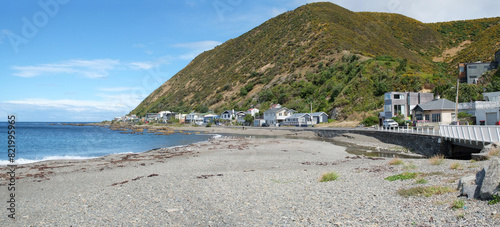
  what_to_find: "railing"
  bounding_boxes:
[378,125,500,145]
[378,126,438,136]
[440,125,500,145]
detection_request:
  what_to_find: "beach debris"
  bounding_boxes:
[110,180,129,186]
[196,174,223,179]
[147,174,159,177]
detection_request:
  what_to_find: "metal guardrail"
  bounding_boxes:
[378,125,500,145]
[440,125,500,145]
[378,126,438,136]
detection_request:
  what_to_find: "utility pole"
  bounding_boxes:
[455,79,459,123]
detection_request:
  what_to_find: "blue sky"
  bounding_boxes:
[1,0,498,122]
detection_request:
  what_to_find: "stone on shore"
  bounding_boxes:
[479,157,500,200]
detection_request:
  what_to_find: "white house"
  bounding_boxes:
[157,111,176,122]
[312,112,329,124]
[220,110,236,121]
[263,107,295,126]
[185,112,203,125]
[203,114,219,124]
[284,113,312,127]
[246,108,260,117]
[459,92,500,125]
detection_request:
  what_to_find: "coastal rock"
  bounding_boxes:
[458,175,479,199]
[472,142,500,161]
[479,157,500,200]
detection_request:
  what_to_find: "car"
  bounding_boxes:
[261,123,269,127]
[413,120,429,126]
[496,121,500,126]
[382,119,399,129]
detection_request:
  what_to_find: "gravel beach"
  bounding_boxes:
[1,128,499,226]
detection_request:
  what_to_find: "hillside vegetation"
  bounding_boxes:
[131,2,500,121]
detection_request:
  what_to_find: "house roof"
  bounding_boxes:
[287,113,311,119]
[264,107,287,114]
[414,99,456,111]
[312,112,328,117]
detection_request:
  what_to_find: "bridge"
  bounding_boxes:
[297,125,499,158]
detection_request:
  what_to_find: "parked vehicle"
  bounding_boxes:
[261,123,269,127]
[412,120,429,126]
[382,119,399,128]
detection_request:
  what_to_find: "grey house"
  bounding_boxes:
[312,112,328,124]
[382,92,434,120]
[465,62,498,84]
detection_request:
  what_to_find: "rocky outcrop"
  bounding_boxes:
[458,156,500,200]
[472,142,500,161]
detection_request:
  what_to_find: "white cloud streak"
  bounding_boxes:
[12,59,120,78]
[173,40,222,60]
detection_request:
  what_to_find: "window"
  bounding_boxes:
[468,66,477,69]
[425,114,430,121]
[432,113,441,122]
[384,93,391,100]
[384,105,391,112]
[394,94,404,99]
[394,105,405,115]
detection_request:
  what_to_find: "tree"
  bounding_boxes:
[243,114,254,124]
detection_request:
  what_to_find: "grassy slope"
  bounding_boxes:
[131,2,500,121]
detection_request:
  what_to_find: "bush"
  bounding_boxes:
[385,172,421,181]
[361,116,379,127]
[320,172,339,182]
[429,154,445,165]
[397,186,454,197]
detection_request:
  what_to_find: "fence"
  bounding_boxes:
[378,126,438,136]
[440,125,500,145]
[378,125,500,145]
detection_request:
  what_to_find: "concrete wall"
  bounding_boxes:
[309,129,448,157]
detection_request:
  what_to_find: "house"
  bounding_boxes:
[464,62,497,84]
[458,50,500,84]
[459,91,500,125]
[269,104,282,109]
[175,113,187,124]
[246,108,260,117]
[382,92,434,122]
[157,111,176,122]
[263,107,295,126]
[125,115,138,122]
[312,112,328,124]
[220,110,236,121]
[284,113,312,127]
[235,111,247,123]
[411,98,456,125]
[185,112,203,125]
[145,113,158,121]
[203,114,219,124]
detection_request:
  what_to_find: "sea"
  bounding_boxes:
[0,122,215,165]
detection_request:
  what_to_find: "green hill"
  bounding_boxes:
[131,2,500,121]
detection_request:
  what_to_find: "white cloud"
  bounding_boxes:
[12,59,120,78]
[173,40,222,60]
[271,7,287,17]
[129,62,155,70]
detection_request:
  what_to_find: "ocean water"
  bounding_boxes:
[0,122,214,165]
